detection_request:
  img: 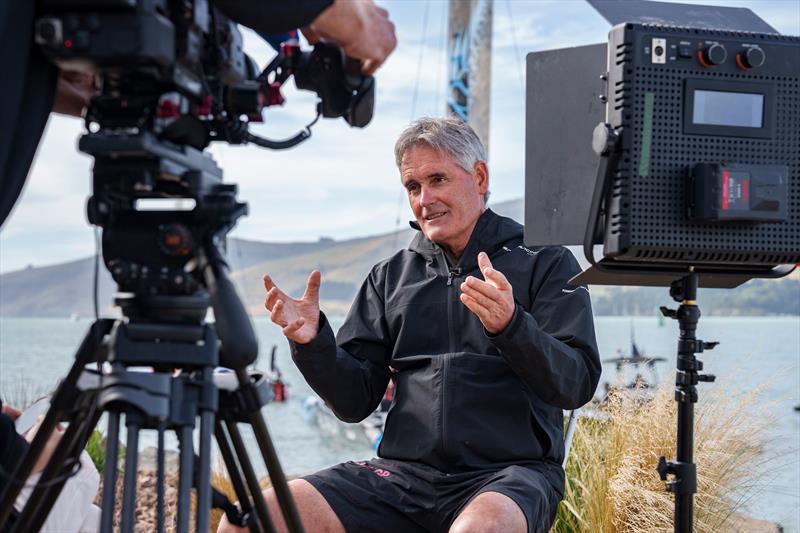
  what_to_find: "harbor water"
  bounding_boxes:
[1,315,798,531]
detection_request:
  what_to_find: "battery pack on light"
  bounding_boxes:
[690,162,788,222]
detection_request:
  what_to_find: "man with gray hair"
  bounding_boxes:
[224,117,600,533]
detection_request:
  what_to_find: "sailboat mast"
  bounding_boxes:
[447,0,493,152]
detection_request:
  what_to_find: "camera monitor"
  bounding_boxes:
[524,2,799,288]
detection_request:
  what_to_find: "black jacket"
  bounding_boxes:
[292,209,601,476]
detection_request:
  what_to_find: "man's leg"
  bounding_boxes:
[448,491,527,533]
[217,479,344,533]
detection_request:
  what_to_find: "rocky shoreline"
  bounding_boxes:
[95,470,185,532]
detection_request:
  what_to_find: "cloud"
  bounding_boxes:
[1,0,797,273]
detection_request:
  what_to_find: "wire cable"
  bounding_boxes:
[409,0,432,121]
[392,0,432,253]
[504,0,526,100]
[433,0,448,116]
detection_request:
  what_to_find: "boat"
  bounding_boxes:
[600,327,667,401]
[301,381,394,450]
[266,345,288,402]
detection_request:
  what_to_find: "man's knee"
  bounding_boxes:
[217,479,344,533]
[449,491,527,533]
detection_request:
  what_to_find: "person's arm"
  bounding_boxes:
[301,0,396,75]
[263,268,392,423]
[52,71,95,117]
[213,0,396,76]
[460,249,601,409]
[0,408,29,496]
[211,0,334,34]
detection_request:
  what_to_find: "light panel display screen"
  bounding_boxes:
[692,90,764,128]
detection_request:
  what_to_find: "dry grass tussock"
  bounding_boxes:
[553,382,778,533]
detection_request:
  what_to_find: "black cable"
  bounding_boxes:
[245,111,320,150]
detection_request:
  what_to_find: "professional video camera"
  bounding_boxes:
[33,0,374,305]
[0,2,375,532]
[524,2,798,531]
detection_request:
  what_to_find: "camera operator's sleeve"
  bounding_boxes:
[0,2,59,229]
[290,265,391,423]
[211,0,333,34]
[488,247,601,409]
[0,410,29,496]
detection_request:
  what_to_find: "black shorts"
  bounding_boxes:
[304,458,564,533]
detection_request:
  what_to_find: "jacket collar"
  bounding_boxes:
[408,209,523,270]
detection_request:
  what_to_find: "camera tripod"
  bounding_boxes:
[0,247,305,533]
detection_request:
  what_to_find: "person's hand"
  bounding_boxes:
[1,404,21,420]
[302,0,397,75]
[52,70,96,117]
[25,416,65,474]
[460,252,516,335]
[263,271,322,344]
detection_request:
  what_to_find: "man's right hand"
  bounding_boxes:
[303,0,397,76]
[263,271,321,344]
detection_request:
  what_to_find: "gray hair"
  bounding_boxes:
[394,117,490,204]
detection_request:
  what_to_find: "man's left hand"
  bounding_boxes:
[460,252,515,335]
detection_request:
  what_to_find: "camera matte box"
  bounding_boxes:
[601,23,800,266]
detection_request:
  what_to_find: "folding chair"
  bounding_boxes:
[562,408,580,468]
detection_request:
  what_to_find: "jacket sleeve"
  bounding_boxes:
[488,247,601,409]
[290,267,391,423]
[211,1,334,34]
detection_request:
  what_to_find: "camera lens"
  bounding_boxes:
[654,46,664,56]
[35,18,62,46]
[39,22,56,41]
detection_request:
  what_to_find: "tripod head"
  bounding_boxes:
[29,0,379,368]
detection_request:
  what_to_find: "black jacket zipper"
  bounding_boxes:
[443,259,462,459]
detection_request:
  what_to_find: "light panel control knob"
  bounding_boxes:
[737,47,765,69]
[700,43,726,67]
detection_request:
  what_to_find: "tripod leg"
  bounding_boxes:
[215,422,266,533]
[21,407,102,533]
[9,404,101,533]
[157,421,166,533]
[0,319,112,526]
[234,369,304,533]
[101,410,122,531]
[177,425,195,533]
[246,414,305,533]
[196,367,216,533]
[120,420,141,533]
[227,420,277,533]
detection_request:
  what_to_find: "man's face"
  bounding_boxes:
[400,144,488,258]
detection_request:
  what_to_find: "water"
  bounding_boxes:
[1,316,798,531]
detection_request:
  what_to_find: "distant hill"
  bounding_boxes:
[1,198,797,317]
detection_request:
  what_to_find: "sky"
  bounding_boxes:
[1,0,798,273]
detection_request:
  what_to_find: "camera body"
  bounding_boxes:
[32,0,374,303]
[601,23,799,266]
